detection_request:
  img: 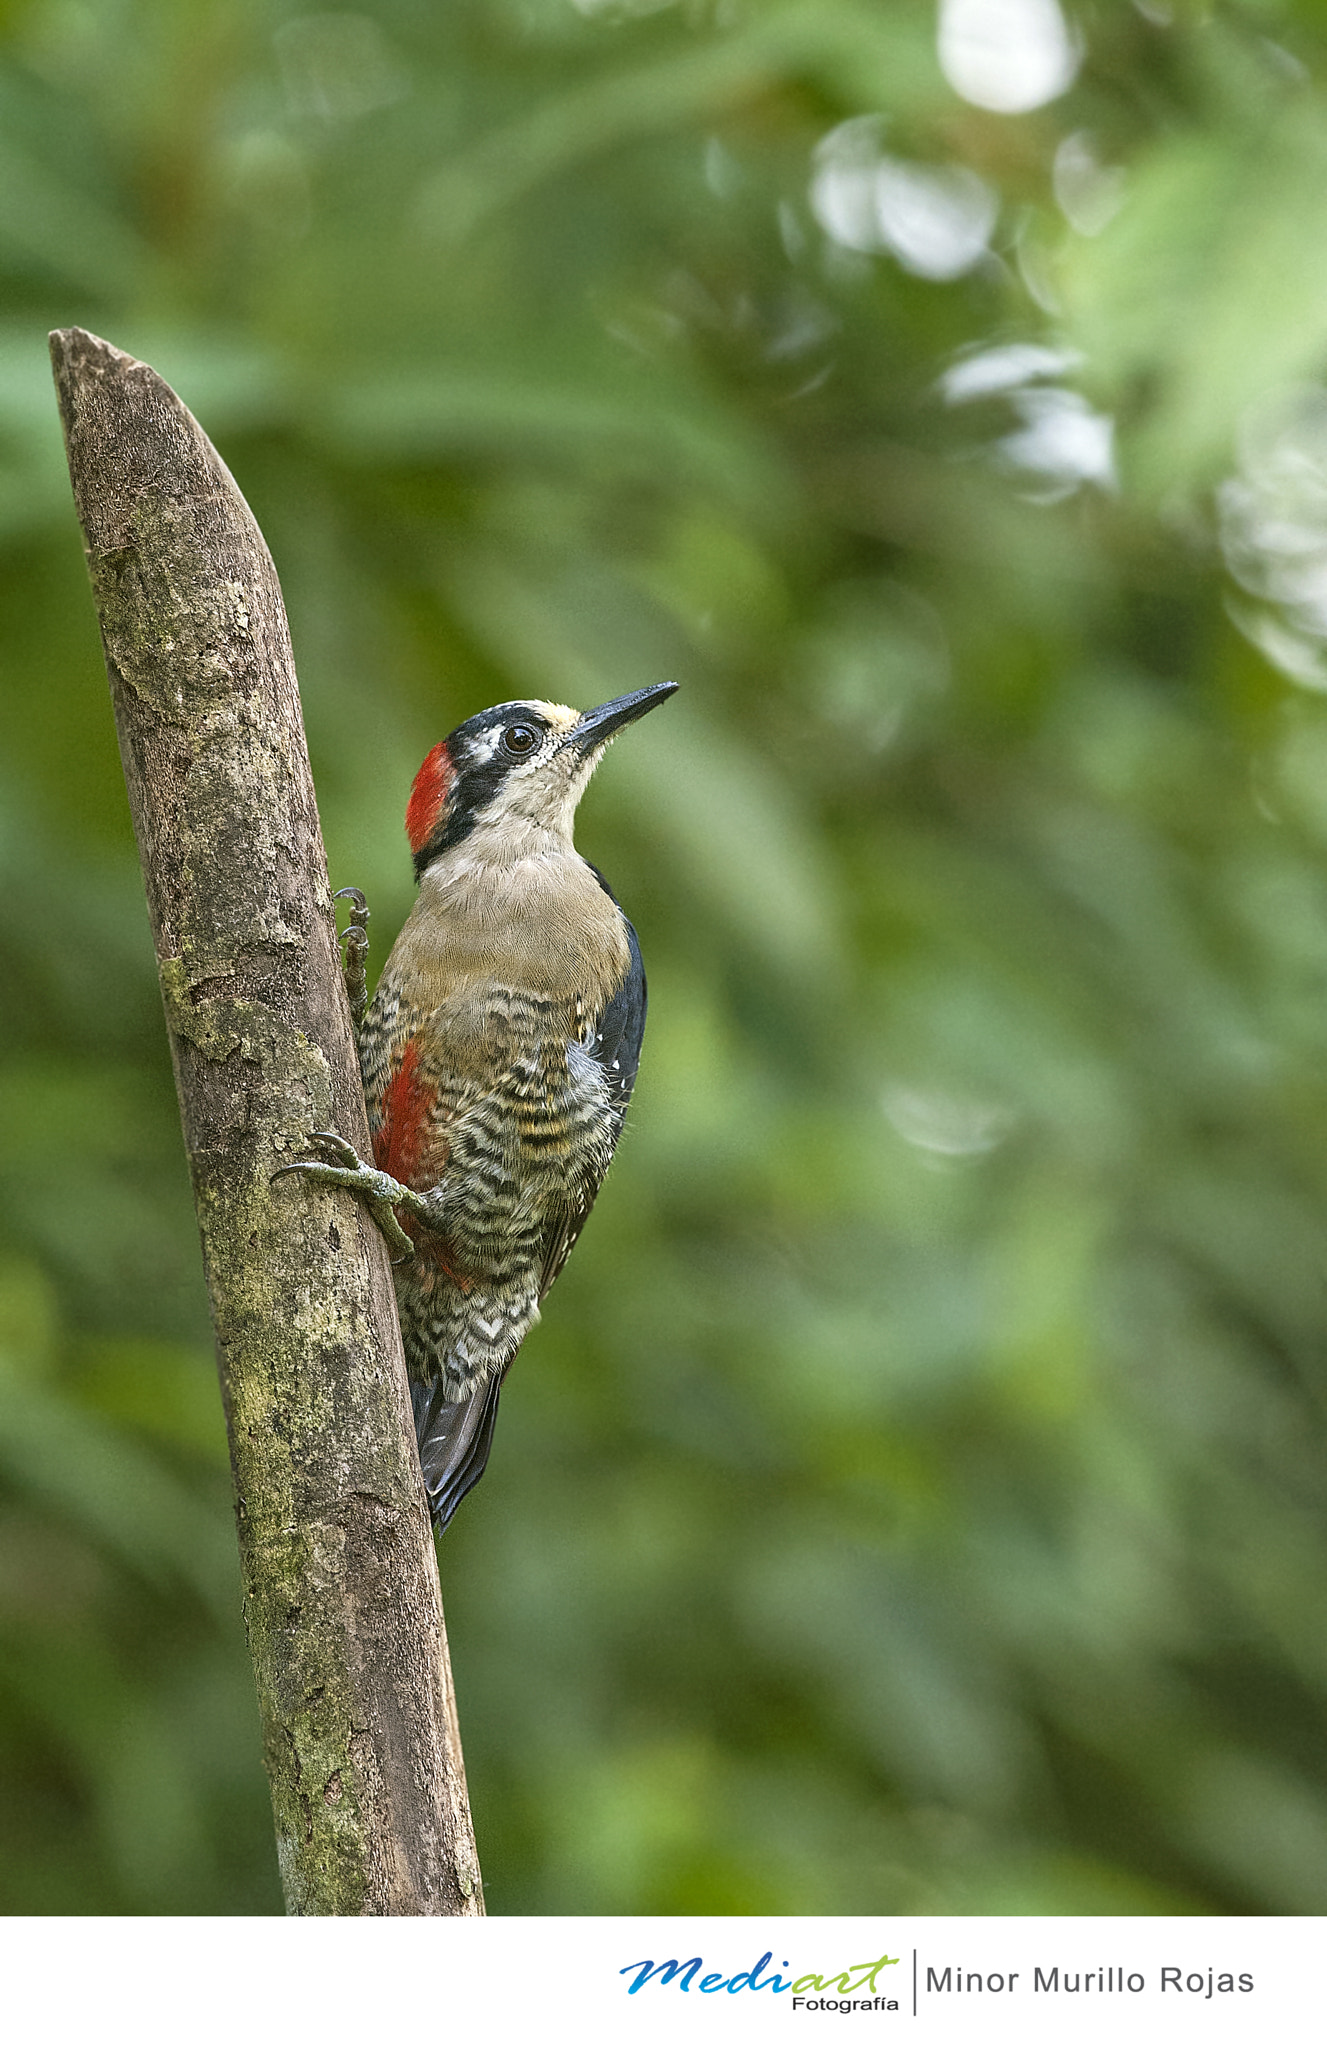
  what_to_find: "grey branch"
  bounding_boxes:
[49,326,482,1917]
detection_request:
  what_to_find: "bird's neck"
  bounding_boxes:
[408,832,628,1008]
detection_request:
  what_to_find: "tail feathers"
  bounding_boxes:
[411,1373,504,1532]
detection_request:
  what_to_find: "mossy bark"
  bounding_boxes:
[50,327,482,1916]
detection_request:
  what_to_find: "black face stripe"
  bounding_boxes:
[449,701,552,754]
[413,702,553,876]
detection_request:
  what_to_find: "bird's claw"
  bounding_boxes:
[304,1129,363,1170]
[272,1130,418,1261]
[334,888,370,1026]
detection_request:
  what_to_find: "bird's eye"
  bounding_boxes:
[503,724,539,756]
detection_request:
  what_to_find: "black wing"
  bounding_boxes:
[412,1374,504,1532]
[538,871,647,1299]
[584,867,647,1116]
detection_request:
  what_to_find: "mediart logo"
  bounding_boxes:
[619,1948,900,2011]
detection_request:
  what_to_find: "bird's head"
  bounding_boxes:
[406,682,677,876]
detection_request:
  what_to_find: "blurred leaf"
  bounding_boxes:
[1059,97,1327,492]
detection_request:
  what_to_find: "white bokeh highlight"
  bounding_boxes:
[1221,387,1327,689]
[942,343,1116,499]
[811,117,997,281]
[938,0,1081,115]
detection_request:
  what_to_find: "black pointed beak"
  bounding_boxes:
[567,681,678,754]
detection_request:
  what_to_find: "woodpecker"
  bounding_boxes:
[278,682,677,1531]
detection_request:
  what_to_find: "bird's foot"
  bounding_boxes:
[273,1129,420,1261]
[334,887,370,1026]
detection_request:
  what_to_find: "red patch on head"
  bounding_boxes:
[405,742,455,856]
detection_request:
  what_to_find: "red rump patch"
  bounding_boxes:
[405,742,454,855]
[373,1038,438,1189]
[374,1039,468,1282]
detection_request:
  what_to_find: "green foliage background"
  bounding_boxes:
[3,0,1327,1915]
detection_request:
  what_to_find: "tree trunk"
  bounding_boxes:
[49,326,482,1917]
